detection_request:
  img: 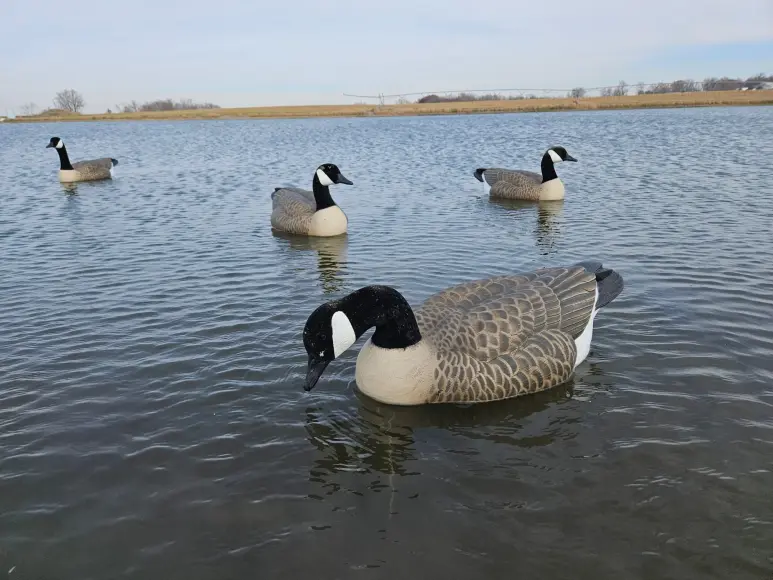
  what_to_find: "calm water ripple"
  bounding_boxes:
[1,107,772,579]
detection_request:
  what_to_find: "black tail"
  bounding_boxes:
[111,158,119,166]
[473,168,487,182]
[576,260,624,309]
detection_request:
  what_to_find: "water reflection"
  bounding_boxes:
[304,404,417,482]
[271,231,349,294]
[488,198,538,213]
[534,201,564,254]
[304,379,576,482]
[60,190,84,232]
[488,199,564,254]
[58,178,119,195]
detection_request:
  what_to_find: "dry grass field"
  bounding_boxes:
[8,90,773,123]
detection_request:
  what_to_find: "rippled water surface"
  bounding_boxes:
[1,107,773,579]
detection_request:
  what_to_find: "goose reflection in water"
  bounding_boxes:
[534,201,564,254]
[60,182,79,194]
[489,199,565,255]
[303,379,577,486]
[271,230,349,294]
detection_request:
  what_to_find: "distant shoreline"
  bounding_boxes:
[5,90,773,123]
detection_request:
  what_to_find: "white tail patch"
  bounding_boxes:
[316,168,334,187]
[573,284,599,368]
[332,311,356,358]
[548,149,562,163]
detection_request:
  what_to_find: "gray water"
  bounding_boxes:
[1,107,772,579]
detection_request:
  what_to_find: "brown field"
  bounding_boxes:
[7,90,773,123]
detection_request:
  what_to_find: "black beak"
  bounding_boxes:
[335,173,353,185]
[304,356,330,391]
[565,154,577,162]
[46,143,54,148]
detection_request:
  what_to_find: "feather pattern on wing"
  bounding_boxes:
[70,158,116,181]
[412,266,597,403]
[270,187,317,235]
[481,167,543,186]
[488,172,544,201]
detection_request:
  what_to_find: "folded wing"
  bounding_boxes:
[270,187,317,235]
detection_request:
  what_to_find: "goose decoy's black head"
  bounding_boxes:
[546,146,577,163]
[302,301,340,391]
[46,137,63,149]
[303,290,374,391]
[315,163,353,186]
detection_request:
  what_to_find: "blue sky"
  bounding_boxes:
[1,0,771,113]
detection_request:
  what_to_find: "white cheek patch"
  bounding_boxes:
[548,149,562,163]
[331,311,356,358]
[55,141,64,149]
[316,168,334,186]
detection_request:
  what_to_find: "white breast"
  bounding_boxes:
[58,169,80,183]
[539,179,565,201]
[355,339,436,405]
[308,206,348,237]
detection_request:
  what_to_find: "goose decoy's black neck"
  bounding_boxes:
[46,137,73,170]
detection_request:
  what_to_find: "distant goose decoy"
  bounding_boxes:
[302,260,624,405]
[46,137,118,183]
[270,163,353,237]
[474,146,577,201]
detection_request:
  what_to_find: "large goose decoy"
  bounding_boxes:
[474,146,577,201]
[302,260,624,405]
[270,163,353,237]
[46,137,118,183]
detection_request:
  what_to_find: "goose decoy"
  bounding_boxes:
[474,146,577,201]
[46,137,118,183]
[301,260,623,405]
[270,163,353,237]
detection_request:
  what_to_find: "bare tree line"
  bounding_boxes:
[599,81,630,97]
[416,92,529,104]
[19,103,39,116]
[391,73,773,105]
[17,89,85,116]
[54,89,86,112]
[115,98,220,113]
[570,75,773,98]
[17,89,220,116]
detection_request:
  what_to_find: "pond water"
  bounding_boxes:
[1,106,772,579]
